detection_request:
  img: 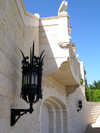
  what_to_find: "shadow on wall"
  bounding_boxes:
[39,21,65,77]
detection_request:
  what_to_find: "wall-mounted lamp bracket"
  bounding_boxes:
[77,108,81,112]
[11,104,33,126]
[77,100,82,112]
[10,41,45,126]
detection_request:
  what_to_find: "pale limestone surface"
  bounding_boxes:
[0,0,100,133]
[92,114,100,127]
[39,16,81,86]
[80,62,86,84]
[16,0,40,26]
[0,0,40,133]
[80,85,85,96]
[41,76,100,133]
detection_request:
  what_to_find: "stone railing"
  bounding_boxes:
[69,45,81,80]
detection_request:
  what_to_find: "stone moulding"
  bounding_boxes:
[40,42,81,88]
[20,0,40,20]
[58,42,70,49]
[16,0,39,27]
[39,8,81,93]
[51,57,80,87]
[58,36,72,49]
[49,43,81,87]
[40,16,59,20]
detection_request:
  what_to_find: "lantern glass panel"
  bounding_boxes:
[24,75,27,86]
[79,101,82,108]
[35,74,38,85]
[31,73,34,84]
[27,74,30,85]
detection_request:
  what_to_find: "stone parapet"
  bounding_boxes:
[39,15,81,86]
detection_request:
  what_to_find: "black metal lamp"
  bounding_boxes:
[77,100,82,112]
[11,42,45,126]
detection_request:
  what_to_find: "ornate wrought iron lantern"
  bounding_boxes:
[11,42,45,126]
[77,100,82,112]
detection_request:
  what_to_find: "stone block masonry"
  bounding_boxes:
[0,0,100,133]
[0,0,40,132]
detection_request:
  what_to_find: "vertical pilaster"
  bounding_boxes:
[60,107,64,133]
[48,105,54,133]
[62,106,68,133]
[58,12,71,49]
[55,105,61,133]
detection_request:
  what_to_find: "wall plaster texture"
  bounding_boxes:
[39,14,81,86]
[41,76,100,133]
[0,0,100,133]
[0,0,40,133]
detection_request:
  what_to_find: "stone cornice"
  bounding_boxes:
[40,16,59,20]
[58,12,70,20]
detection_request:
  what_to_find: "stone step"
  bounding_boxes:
[86,131,100,132]
[86,115,100,133]
[87,128,100,130]
[86,130,100,132]
[85,125,100,133]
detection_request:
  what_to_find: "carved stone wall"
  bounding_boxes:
[0,0,40,132]
[0,0,100,133]
[41,76,100,133]
[80,85,85,96]
[40,76,68,133]
[66,88,100,133]
[39,24,58,45]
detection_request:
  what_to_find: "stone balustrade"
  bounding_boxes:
[69,45,81,81]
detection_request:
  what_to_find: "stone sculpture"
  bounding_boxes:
[76,53,79,59]
[58,1,68,15]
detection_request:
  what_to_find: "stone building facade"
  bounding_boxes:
[0,0,100,133]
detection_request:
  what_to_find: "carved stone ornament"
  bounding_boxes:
[58,1,68,15]
[58,42,69,49]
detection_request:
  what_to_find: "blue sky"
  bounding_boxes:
[24,0,100,85]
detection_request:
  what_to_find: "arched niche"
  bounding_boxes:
[40,96,68,133]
